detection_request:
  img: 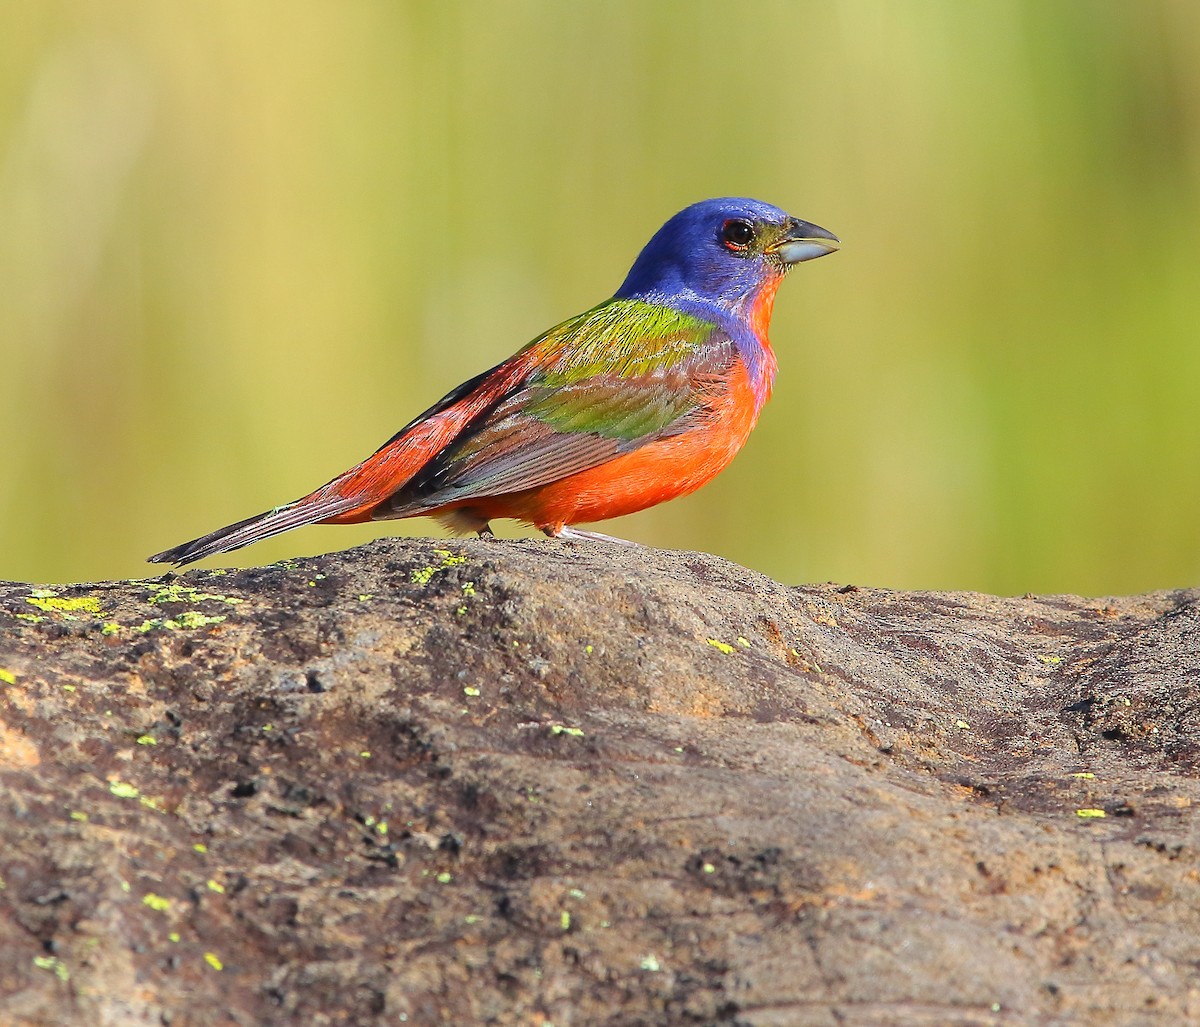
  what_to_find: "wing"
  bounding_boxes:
[384,298,736,513]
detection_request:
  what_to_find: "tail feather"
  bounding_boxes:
[147,359,529,567]
[147,495,362,567]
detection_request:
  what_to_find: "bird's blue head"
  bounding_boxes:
[615,197,839,312]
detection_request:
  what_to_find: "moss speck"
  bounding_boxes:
[135,611,226,632]
[550,724,584,738]
[26,594,102,615]
[146,583,243,607]
[33,955,69,982]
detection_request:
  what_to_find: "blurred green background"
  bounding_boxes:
[2,1,1199,594]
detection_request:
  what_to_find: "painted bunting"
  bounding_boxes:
[149,198,838,565]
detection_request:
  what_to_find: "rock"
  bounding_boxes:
[0,538,1198,1025]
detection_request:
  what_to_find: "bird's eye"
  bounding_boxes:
[721,219,755,251]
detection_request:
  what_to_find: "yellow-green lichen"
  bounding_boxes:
[560,911,571,930]
[26,593,102,615]
[109,781,139,799]
[101,622,121,636]
[135,611,226,633]
[206,879,225,894]
[204,952,224,971]
[193,843,208,854]
[1070,772,1096,779]
[33,955,69,982]
[412,550,470,586]
[706,638,736,655]
[14,613,44,624]
[142,893,171,912]
[436,871,453,884]
[550,724,584,738]
[69,811,88,822]
[1076,808,1106,818]
[0,669,15,685]
[463,686,480,697]
[146,583,243,607]
[136,735,157,746]
[176,610,225,626]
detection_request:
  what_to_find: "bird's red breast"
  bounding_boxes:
[432,355,766,534]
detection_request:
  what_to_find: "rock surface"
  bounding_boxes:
[0,538,1198,1025]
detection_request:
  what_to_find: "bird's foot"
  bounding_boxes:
[476,523,496,540]
[547,525,639,546]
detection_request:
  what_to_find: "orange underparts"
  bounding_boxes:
[429,358,766,534]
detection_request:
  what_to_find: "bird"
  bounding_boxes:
[149,198,838,566]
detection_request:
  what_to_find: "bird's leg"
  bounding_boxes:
[546,525,640,547]
[476,523,495,540]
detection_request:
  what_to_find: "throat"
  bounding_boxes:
[741,277,781,409]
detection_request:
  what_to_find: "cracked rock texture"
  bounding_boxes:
[1,538,1199,1025]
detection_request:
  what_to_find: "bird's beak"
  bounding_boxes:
[773,219,840,265]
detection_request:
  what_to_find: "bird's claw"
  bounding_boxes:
[549,526,640,547]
